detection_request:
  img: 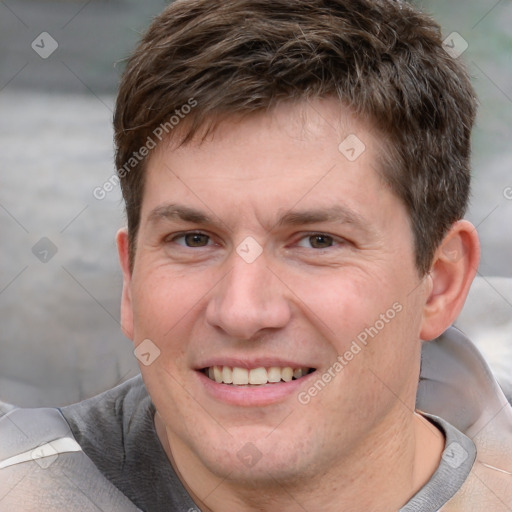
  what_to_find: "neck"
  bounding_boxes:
[155,410,444,512]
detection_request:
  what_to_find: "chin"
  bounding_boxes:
[188,425,317,484]
[205,447,307,484]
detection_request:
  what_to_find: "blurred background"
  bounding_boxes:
[1,0,511,407]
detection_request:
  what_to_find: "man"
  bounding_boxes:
[1,0,511,510]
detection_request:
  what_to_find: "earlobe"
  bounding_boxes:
[116,228,135,340]
[420,220,480,341]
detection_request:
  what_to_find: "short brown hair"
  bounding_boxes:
[114,0,477,275]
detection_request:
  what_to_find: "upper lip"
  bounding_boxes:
[195,358,316,370]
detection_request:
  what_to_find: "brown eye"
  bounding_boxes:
[307,234,334,249]
[172,233,211,247]
[184,233,210,247]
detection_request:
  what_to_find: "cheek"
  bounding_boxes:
[292,264,423,395]
[129,271,201,379]
[289,266,404,346]
[131,264,207,336]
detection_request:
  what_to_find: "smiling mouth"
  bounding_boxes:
[203,366,316,385]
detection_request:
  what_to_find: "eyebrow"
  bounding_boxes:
[147,203,215,226]
[275,206,368,231]
[146,203,369,232]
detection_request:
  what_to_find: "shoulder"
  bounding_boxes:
[60,374,153,476]
[60,374,150,442]
[418,327,512,511]
[0,406,141,511]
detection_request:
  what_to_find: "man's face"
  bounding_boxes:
[120,99,431,482]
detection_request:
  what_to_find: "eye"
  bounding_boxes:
[171,232,212,247]
[297,233,337,249]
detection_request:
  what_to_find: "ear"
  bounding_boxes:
[420,220,480,341]
[116,227,134,340]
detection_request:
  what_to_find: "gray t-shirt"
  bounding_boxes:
[60,375,476,512]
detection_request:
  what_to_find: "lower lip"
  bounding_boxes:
[196,370,316,407]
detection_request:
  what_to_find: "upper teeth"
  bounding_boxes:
[207,366,310,385]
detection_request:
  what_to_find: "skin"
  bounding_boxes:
[117,99,480,512]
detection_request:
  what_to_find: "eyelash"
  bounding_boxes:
[169,232,215,248]
[167,231,345,250]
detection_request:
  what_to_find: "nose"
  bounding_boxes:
[205,250,291,340]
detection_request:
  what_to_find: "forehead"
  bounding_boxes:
[140,98,399,229]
